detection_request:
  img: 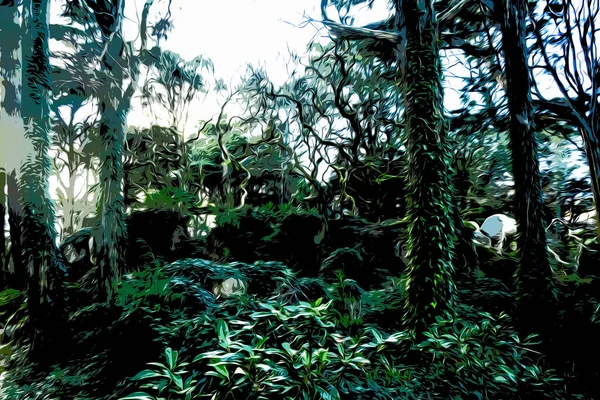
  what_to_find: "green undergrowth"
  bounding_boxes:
[0,257,572,400]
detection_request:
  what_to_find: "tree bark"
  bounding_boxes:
[579,119,600,240]
[499,0,553,336]
[89,0,154,301]
[397,0,458,335]
[20,0,67,358]
[1,0,26,290]
[92,1,129,301]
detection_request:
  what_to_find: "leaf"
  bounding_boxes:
[165,348,178,370]
[213,364,229,380]
[132,370,162,381]
[119,392,155,400]
[256,363,273,371]
[216,319,230,344]
[282,342,297,357]
[164,369,183,390]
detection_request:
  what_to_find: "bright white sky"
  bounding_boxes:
[123,0,401,134]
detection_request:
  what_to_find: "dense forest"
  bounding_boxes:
[0,0,599,398]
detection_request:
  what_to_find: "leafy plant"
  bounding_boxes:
[121,348,199,400]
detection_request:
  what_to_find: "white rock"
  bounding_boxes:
[212,278,247,298]
[479,214,517,253]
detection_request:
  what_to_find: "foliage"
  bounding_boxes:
[140,187,200,215]
[117,265,567,400]
[0,257,578,400]
[120,348,197,400]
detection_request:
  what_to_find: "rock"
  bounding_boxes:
[126,209,191,257]
[212,277,248,298]
[59,228,94,281]
[204,209,323,275]
[479,214,517,253]
[394,242,409,266]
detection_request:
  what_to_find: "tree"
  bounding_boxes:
[18,0,66,358]
[62,0,162,300]
[393,0,458,333]
[499,0,553,335]
[0,0,20,284]
[0,0,24,288]
[0,171,5,281]
[139,51,212,133]
[90,0,131,300]
[49,37,103,239]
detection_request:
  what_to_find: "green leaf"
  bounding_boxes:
[132,370,161,381]
[216,319,230,344]
[213,364,229,380]
[119,392,155,400]
[165,348,178,370]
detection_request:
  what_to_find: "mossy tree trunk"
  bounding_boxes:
[20,0,66,358]
[499,0,553,335]
[397,0,458,334]
[87,0,155,301]
[91,0,129,301]
[0,0,24,287]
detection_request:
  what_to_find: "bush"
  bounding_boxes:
[123,298,567,400]
[0,258,576,400]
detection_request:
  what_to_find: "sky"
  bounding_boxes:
[122,0,399,135]
[119,0,568,139]
[124,0,317,131]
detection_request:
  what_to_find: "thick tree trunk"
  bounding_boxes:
[397,0,457,334]
[93,4,128,301]
[89,0,156,300]
[451,155,479,271]
[20,0,66,358]
[499,0,553,336]
[1,0,24,289]
[94,98,128,301]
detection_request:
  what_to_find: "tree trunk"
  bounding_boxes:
[89,0,155,300]
[1,0,24,289]
[94,63,128,300]
[88,0,130,301]
[499,0,553,336]
[397,0,457,335]
[451,154,479,272]
[20,0,66,359]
